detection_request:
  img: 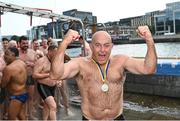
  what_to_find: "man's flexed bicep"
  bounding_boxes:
[124,56,156,75]
[50,57,80,80]
[61,58,80,80]
[124,57,147,74]
[50,29,80,80]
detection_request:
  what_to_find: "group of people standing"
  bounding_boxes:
[0,37,72,120]
[0,25,157,120]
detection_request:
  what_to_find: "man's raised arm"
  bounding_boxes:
[50,29,80,80]
[125,26,157,74]
[140,26,157,74]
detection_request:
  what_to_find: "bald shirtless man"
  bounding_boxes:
[0,47,28,120]
[33,45,59,120]
[50,25,157,120]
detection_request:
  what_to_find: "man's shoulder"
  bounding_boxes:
[34,56,48,67]
[72,56,91,62]
[17,59,26,65]
[112,54,129,59]
[111,54,130,65]
[9,60,25,69]
[3,65,12,73]
[68,57,90,68]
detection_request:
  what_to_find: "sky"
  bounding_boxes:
[0,0,179,36]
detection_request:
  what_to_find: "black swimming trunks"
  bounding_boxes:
[37,83,56,100]
[82,113,125,120]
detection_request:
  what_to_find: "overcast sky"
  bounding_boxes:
[0,0,179,36]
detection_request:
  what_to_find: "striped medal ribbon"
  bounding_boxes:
[92,58,110,92]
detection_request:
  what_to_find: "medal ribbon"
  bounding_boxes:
[92,58,110,83]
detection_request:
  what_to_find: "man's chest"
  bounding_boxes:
[20,53,35,62]
[42,62,51,73]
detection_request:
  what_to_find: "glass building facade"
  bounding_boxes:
[154,14,167,35]
[155,2,180,35]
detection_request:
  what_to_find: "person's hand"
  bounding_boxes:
[63,29,80,45]
[136,26,154,44]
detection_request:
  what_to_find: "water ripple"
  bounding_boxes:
[124,101,180,119]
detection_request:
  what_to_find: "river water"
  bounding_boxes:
[66,42,180,58]
[65,42,180,120]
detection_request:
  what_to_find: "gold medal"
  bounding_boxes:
[101,83,109,92]
[92,59,110,92]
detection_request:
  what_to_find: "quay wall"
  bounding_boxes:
[124,73,180,98]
